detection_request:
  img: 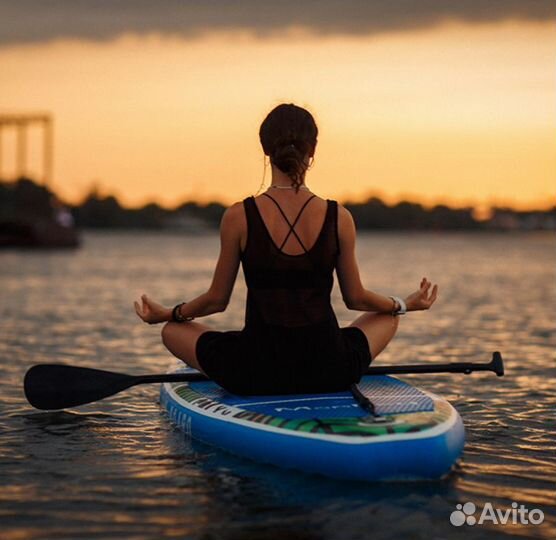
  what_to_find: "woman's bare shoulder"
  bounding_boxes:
[227,200,245,211]
[336,203,355,229]
[222,201,246,222]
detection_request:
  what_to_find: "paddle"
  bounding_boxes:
[24,351,504,410]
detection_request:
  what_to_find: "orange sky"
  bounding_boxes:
[0,20,554,210]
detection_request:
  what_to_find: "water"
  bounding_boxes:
[1,231,555,540]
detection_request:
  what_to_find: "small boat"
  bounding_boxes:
[0,218,80,248]
[160,361,465,481]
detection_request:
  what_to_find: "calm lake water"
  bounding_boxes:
[1,231,555,540]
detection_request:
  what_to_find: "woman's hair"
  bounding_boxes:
[259,103,318,192]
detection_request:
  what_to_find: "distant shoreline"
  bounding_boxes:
[2,177,555,232]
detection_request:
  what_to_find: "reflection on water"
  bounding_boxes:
[1,231,555,539]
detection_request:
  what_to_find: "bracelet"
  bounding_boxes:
[389,296,407,316]
[172,302,195,323]
[390,297,397,315]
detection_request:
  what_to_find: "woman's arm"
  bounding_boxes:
[134,202,244,324]
[335,205,437,312]
[177,202,243,319]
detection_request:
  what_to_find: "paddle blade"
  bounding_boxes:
[24,364,137,410]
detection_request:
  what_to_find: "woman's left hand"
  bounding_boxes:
[134,294,171,324]
[404,278,438,312]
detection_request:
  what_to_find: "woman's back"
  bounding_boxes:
[240,191,339,331]
[225,189,370,395]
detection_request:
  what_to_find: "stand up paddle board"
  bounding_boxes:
[160,361,465,481]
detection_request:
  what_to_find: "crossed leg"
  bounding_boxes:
[160,321,213,374]
[349,312,400,360]
[161,312,398,375]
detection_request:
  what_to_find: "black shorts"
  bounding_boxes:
[195,326,372,396]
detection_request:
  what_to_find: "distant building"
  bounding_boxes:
[488,208,556,231]
[163,210,214,233]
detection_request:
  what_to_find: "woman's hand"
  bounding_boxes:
[134,294,172,324]
[404,278,438,312]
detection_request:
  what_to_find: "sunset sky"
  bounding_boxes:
[0,1,554,210]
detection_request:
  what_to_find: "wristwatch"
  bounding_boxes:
[389,296,407,316]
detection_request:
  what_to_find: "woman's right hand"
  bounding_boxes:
[134,294,172,324]
[404,278,438,312]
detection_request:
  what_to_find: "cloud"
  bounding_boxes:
[1,0,554,46]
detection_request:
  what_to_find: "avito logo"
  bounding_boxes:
[450,502,544,527]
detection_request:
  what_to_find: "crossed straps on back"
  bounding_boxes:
[261,193,317,254]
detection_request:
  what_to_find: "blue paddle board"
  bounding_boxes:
[160,361,465,481]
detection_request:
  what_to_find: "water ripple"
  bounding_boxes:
[1,231,555,539]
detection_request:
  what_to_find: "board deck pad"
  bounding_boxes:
[188,375,433,419]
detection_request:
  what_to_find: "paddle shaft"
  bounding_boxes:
[24,352,503,410]
[364,351,504,376]
[152,351,504,384]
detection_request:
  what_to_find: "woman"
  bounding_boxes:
[135,103,437,395]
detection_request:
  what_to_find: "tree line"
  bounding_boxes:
[1,178,554,231]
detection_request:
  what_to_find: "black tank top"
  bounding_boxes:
[241,194,340,333]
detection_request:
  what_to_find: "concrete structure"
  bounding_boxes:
[0,113,53,185]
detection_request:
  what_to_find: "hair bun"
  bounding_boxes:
[259,103,318,192]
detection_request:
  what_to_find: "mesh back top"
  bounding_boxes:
[241,194,340,332]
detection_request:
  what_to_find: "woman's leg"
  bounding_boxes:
[161,321,213,373]
[349,312,400,360]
